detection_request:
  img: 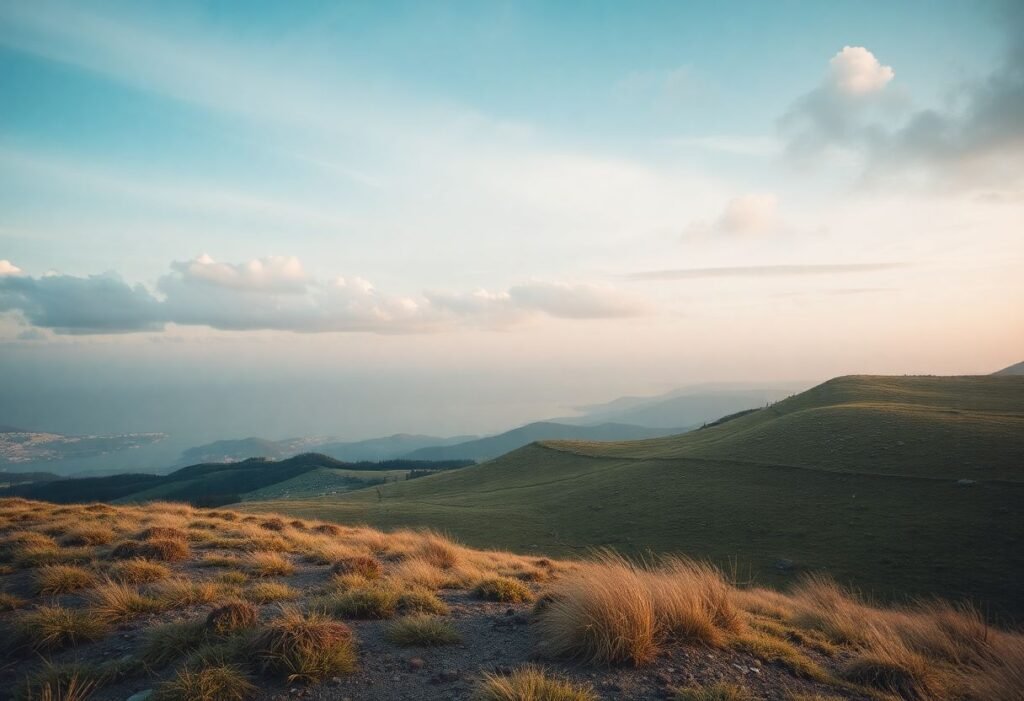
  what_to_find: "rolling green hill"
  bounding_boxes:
[242,375,1024,619]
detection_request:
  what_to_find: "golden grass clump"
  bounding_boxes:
[111,538,190,562]
[385,614,460,646]
[244,551,295,577]
[319,582,401,619]
[11,605,108,651]
[729,629,829,681]
[475,576,535,603]
[109,557,171,584]
[142,619,210,666]
[259,517,287,531]
[150,578,221,608]
[87,580,163,622]
[16,666,98,701]
[61,524,116,546]
[475,665,598,701]
[15,545,92,569]
[417,532,461,569]
[254,607,357,682]
[153,664,256,701]
[533,554,740,666]
[311,523,341,536]
[34,564,97,595]
[331,555,384,580]
[206,600,259,635]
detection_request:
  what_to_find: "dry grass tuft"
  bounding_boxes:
[475,665,598,701]
[331,555,384,580]
[142,619,210,666]
[87,580,163,622]
[153,663,256,701]
[259,518,287,532]
[840,628,948,700]
[16,665,98,701]
[110,538,190,562]
[533,554,740,666]
[475,576,535,603]
[244,551,295,577]
[417,533,461,569]
[312,523,341,536]
[108,558,171,584]
[12,605,108,651]
[319,582,401,619]
[385,614,460,646]
[34,565,97,595]
[254,607,357,682]
[151,578,220,608]
[61,524,115,546]
[140,526,188,541]
[206,601,259,635]
[729,630,829,681]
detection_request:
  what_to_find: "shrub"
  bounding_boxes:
[109,558,171,584]
[331,556,384,580]
[475,576,534,603]
[253,607,357,682]
[153,664,256,701]
[206,601,259,635]
[13,605,108,651]
[35,565,97,595]
[475,665,597,701]
[385,615,460,646]
[244,551,294,577]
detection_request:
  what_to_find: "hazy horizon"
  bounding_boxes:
[2,1,1022,447]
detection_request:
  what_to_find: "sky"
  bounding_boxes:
[0,0,1022,444]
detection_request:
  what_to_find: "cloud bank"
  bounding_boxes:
[0,255,648,335]
[782,15,1024,191]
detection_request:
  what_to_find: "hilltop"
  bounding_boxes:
[243,375,1024,618]
[993,360,1024,376]
[2,498,1022,701]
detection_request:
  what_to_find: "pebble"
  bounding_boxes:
[409,657,425,671]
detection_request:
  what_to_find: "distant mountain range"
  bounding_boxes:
[0,428,166,468]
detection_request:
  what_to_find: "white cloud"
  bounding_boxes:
[0,257,650,335]
[829,46,894,96]
[684,193,781,237]
[0,260,23,276]
[169,254,307,292]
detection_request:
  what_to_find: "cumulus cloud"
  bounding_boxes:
[0,260,23,276]
[169,254,307,292]
[782,12,1024,190]
[0,256,649,335]
[684,193,781,237]
[829,46,894,96]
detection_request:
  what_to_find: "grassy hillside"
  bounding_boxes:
[243,375,1024,619]
[0,454,472,508]
[402,421,684,462]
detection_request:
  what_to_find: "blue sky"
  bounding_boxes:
[0,0,1021,439]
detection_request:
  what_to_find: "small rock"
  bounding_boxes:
[126,691,152,701]
[505,607,515,616]
[331,676,343,685]
[438,670,461,683]
[654,673,671,686]
[409,658,425,671]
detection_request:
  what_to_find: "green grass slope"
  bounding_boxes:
[243,375,1024,619]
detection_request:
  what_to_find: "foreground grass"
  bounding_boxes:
[3,497,1024,701]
